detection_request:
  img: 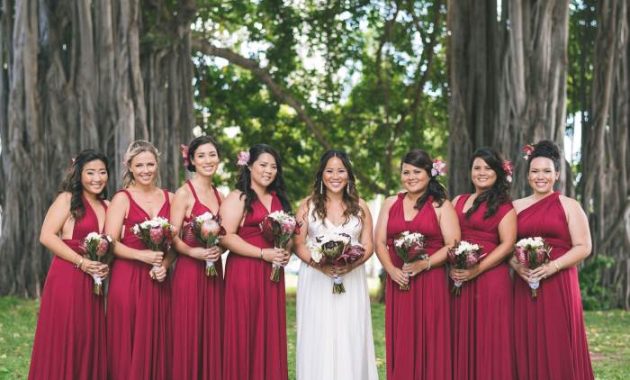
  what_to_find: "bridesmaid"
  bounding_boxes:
[293,150,378,380]
[511,140,594,380]
[220,144,292,380]
[105,140,175,380]
[29,149,110,380]
[374,149,459,380]
[450,147,517,380]
[171,135,225,379]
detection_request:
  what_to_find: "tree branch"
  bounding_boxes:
[191,37,387,194]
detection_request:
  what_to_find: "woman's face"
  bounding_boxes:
[471,157,497,192]
[321,156,349,195]
[401,163,430,194]
[81,159,108,196]
[191,143,220,177]
[528,157,558,195]
[130,151,158,186]
[250,152,277,188]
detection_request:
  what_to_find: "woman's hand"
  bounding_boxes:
[140,250,164,266]
[530,261,560,281]
[262,248,289,266]
[402,260,429,277]
[386,266,409,288]
[450,265,481,283]
[151,265,168,282]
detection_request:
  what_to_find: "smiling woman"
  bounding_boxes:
[28,149,110,380]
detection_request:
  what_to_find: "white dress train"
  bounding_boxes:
[296,208,379,380]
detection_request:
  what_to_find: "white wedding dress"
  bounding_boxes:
[296,206,379,380]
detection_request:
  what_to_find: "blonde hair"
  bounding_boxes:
[121,140,161,188]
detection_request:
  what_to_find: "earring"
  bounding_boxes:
[320,180,324,194]
[346,182,352,195]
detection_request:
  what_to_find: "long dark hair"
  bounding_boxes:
[186,135,220,172]
[59,149,110,219]
[309,150,364,224]
[236,144,291,212]
[527,140,561,171]
[465,147,511,219]
[401,149,447,209]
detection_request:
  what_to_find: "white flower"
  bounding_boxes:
[455,240,480,255]
[85,232,102,243]
[195,212,218,223]
[516,237,545,249]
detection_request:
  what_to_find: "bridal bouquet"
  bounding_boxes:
[260,211,300,282]
[514,237,552,298]
[447,240,483,296]
[132,217,175,278]
[80,233,113,295]
[190,212,225,277]
[309,232,364,294]
[393,231,427,291]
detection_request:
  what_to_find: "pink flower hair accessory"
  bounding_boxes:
[522,144,535,160]
[237,150,250,166]
[502,160,513,183]
[180,144,190,167]
[431,159,447,177]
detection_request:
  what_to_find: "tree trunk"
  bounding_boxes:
[0,0,195,297]
[580,0,630,308]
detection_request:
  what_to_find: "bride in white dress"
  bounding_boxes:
[294,150,379,380]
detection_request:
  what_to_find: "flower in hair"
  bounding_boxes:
[431,159,447,177]
[71,157,76,166]
[237,150,250,166]
[522,144,535,160]
[502,160,513,183]
[180,144,190,167]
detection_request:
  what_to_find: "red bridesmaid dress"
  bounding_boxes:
[451,195,515,379]
[385,193,452,380]
[514,192,594,380]
[172,180,224,379]
[222,194,288,380]
[106,189,172,380]
[28,197,107,380]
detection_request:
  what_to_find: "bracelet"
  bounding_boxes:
[75,257,84,270]
[426,257,432,271]
[260,248,264,260]
[552,261,561,273]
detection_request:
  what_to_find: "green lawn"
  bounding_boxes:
[0,296,627,379]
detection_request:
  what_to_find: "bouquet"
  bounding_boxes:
[132,217,174,278]
[190,212,225,277]
[447,240,483,296]
[309,232,364,294]
[514,237,552,298]
[80,233,114,295]
[393,231,427,290]
[260,211,300,282]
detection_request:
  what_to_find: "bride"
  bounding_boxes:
[294,150,379,380]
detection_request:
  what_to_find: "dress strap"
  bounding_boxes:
[186,180,201,203]
[455,193,470,212]
[213,186,222,206]
[162,189,170,209]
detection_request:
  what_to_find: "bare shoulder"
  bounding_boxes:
[434,199,454,210]
[558,195,584,216]
[110,191,130,206]
[224,189,245,203]
[452,194,462,205]
[55,191,72,205]
[512,197,530,213]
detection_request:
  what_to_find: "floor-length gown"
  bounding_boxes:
[296,203,378,380]
[172,180,224,379]
[514,192,594,380]
[451,194,515,379]
[385,193,452,380]
[222,194,288,380]
[28,197,107,380]
[107,189,172,380]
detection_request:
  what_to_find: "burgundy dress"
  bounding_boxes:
[385,193,452,380]
[222,194,288,380]
[452,194,515,379]
[514,192,594,380]
[172,181,224,379]
[106,189,173,380]
[28,197,107,380]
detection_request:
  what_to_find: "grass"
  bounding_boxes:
[0,296,627,379]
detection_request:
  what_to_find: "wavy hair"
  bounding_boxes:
[235,144,291,213]
[309,150,364,224]
[121,140,160,188]
[401,149,447,209]
[59,149,110,219]
[465,147,512,219]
